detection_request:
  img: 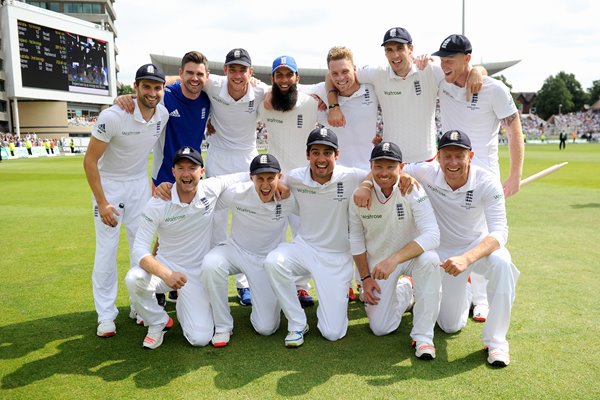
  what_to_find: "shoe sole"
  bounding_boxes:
[97,331,116,338]
[212,341,229,348]
[416,353,435,360]
[285,341,304,347]
[472,316,487,322]
[488,359,509,367]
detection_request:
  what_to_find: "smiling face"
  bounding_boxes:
[134,79,164,111]
[440,53,471,87]
[371,159,402,196]
[328,58,358,96]
[172,159,204,199]
[437,146,474,190]
[383,42,413,77]
[306,144,339,184]
[224,63,253,98]
[179,61,208,99]
[251,172,281,203]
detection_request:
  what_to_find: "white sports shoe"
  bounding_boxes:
[285,325,309,347]
[472,304,489,322]
[97,320,116,338]
[142,317,173,350]
[487,348,510,367]
[413,341,436,360]
[211,331,232,348]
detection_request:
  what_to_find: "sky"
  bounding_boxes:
[112,0,600,94]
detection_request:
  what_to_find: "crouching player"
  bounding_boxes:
[125,146,247,349]
[200,154,297,347]
[349,142,442,359]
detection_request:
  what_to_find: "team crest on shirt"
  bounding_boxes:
[201,107,207,119]
[272,203,283,221]
[362,87,374,106]
[246,100,256,113]
[199,196,211,214]
[154,121,162,137]
[297,114,304,128]
[467,93,480,111]
[396,203,405,220]
[414,80,422,96]
[461,190,475,210]
[333,182,348,202]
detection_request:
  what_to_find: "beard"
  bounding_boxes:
[271,83,298,112]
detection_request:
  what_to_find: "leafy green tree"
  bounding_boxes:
[588,80,600,104]
[494,74,513,91]
[556,71,589,111]
[533,76,573,119]
[117,83,135,95]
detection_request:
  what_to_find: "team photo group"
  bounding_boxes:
[83,26,522,368]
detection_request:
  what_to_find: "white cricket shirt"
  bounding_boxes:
[204,75,268,151]
[285,165,368,253]
[217,181,298,257]
[132,172,246,272]
[404,163,508,249]
[302,82,379,170]
[258,92,319,172]
[357,64,444,163]
[438,76,518,176]
[349,181,440,268]
[92,102,169,180]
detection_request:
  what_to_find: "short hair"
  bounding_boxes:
[326,46,354,65]
[180,51,209,70]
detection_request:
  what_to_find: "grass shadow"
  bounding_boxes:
[1,299,485,396]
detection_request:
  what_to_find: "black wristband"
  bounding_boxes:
[360,273,371,282]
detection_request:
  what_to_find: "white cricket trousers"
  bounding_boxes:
[264,241,353,341]
[366,250,442,345]
[92,176,149,322]
[200,241,281,336]
[437,245,520,351]
[205,145,257,289]
[125,265,214,346]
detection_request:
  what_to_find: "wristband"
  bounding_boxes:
[328,89,339,94]
[328,103,340,110]
[360,273,371,282]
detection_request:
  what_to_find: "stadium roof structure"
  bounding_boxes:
[150,54,521,85]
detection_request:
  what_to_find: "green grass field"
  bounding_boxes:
[1,144,599,399]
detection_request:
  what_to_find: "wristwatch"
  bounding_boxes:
[328,103,340,110]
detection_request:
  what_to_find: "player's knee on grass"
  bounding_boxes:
[437,314,465,334]
[183,329,212,347]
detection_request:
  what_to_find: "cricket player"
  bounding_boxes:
[327,27,484,163]
[349,141,442,360]
[125,146,247,349]
[403,130,520,367]
[258,55,321,306]
[200,153,297,347]
[264,127,368,347]
[432,34,524,322]
[83,63,169,338]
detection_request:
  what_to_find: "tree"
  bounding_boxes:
[533,76,573,120]
[555,71,589,111]
[117,83,135,96]
[588,80,600,105]
[494,74,513,91]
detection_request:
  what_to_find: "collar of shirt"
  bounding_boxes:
[433,163,477,193]
[218,80,256,103]
[387,63,418,81]
[132,100,160,124]
[170,183,207,208]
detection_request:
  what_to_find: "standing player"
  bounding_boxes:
[200,153,297,347]
[83,63,169,337]
[404,131,520,367]
[431,34,524,321]
[264,127,368,347]
[125,146,248,349]
[327,27,483,163]
[115,51,211,307]
[349,141,442,359]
